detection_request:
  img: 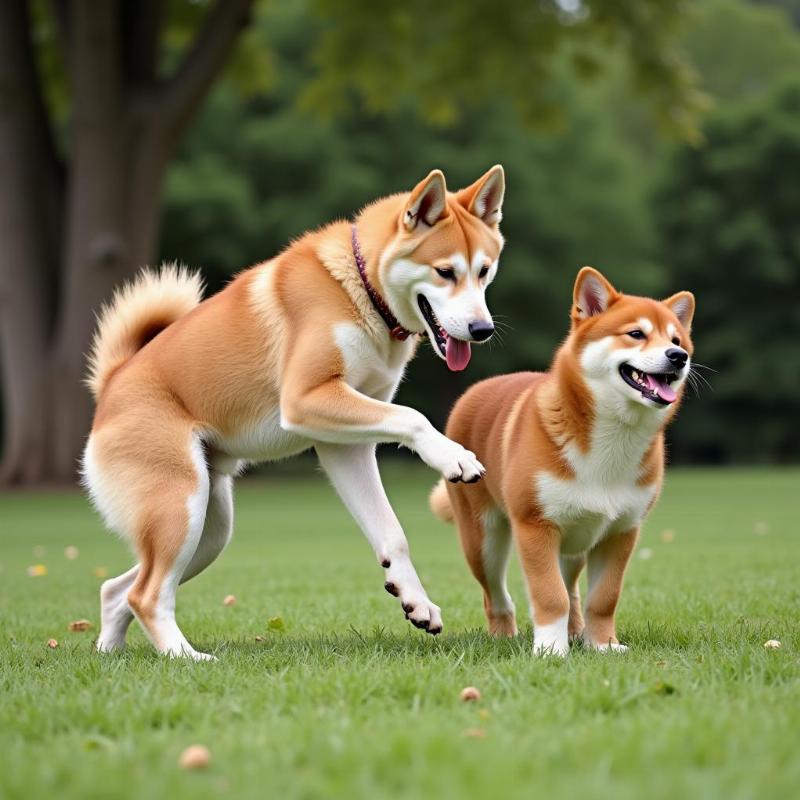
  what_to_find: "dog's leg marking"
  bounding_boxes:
[513,517,571,656]
[583,528,638,652]
[560,553,587,640]
[315,443,443,634]
[126,436,214,661]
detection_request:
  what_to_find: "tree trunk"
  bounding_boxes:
[47,0,164,479]
[0,0,61,484]
[0,0,253,485]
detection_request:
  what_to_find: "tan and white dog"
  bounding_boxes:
[82,166,505,660]
[430,267,695,655]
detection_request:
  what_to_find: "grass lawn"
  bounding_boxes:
[1,462,798,800]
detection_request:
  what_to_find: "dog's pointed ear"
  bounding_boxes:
[573,267,618,321]
[402,170,448,232]
[456,165,505,226]
[663,291,695,330]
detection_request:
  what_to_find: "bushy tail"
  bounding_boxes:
[86,264,203,399]
[429,479,454,524]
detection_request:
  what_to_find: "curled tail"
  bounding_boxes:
[86,264,203,399]
[429,478,454,524]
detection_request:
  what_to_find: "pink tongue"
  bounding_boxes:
[445,336,472,371]
[645,373,677,403]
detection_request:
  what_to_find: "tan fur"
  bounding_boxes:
[84,167,506,657]
[86,264,203,399]
[432,269,695,654]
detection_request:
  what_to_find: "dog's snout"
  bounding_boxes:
[468,320,494,342]
[665,347,688,368]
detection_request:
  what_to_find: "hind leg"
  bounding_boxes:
[451,487,517,637]
[560,554,587,640]
[96,470,233,653]
[120,435,213,660]
[96,565,139,652]
[180,470,234,583]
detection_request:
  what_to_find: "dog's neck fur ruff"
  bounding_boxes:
[351,224,414,341]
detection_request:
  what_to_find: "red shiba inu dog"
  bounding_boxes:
[83,167,505,659]
[430,267,695,655]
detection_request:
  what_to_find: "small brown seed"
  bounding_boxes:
[223,594,236,606]
[179,745,211,770]
[68,619,93,632]
[47,638,59,649]
[460,686,481,702]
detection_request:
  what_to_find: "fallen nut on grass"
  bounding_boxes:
[47,638,59,649]
[68,619,93,632]
[223,594,236,607]
[764,639,781,649]
[179,745,211,770]
[460,686,481,702]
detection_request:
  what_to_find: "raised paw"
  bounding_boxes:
[415,431,485,484]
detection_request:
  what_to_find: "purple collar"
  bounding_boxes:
[351,224,414,341]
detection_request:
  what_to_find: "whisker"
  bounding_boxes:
[691,362,718,373]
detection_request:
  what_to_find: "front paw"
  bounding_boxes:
[417,434,485,483]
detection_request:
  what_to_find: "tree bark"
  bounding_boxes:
[0,0,62,483]
[0,0,253,484]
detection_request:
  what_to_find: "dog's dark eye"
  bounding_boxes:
[435,267,456,281]
[627,329,646,340]
[479,265,490,279]
[672,337,681,346]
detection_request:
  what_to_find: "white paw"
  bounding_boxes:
[533,638,570,657]
[163,643,217,661]
[96,636,126,653]
[533,616,570,657]
[592,641,629,653]
[417,433,485,483]
[383,562,443,635]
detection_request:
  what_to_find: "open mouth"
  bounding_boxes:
[619,363,679,405]
[417,295,471,372]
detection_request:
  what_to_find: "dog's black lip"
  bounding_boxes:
[417,294,447,357]
[619,363,677,406]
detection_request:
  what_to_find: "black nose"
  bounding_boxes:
[468,320,494,341]
[665,347,688,368]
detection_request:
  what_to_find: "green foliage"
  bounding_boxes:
[654,81,800,463]
[1,467,799,799]
[159,0,800,464]
[307,0,707,139]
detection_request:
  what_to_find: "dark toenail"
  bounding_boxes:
[381,559,391,568]
[465,474,481,483]
[448,475,460,483]
[428,626,442,635]
[384,582,399,597]
[402,603,414,614]
[412,618,430,630]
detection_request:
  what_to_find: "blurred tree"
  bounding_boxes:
[0,0,255,483]
[0,0,703,484]
[654,81,800,463]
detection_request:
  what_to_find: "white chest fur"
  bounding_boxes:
[535,415,659,554]
[334,322,414,400]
